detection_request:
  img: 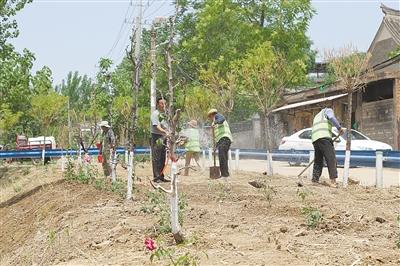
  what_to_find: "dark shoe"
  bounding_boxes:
[158,177,170,183]
[311,179,320,186]
[153,178,162,183]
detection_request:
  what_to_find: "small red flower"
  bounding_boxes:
[145,238,156,251]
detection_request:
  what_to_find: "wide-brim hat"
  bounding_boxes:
[207,108,218,116]
[188,120,198,128]
[99,121,110,128]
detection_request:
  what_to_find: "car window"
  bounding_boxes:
[343,130,368,140]
[299,130,312,139]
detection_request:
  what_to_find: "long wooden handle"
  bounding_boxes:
[297,134,341,178]
[212,126,216,167]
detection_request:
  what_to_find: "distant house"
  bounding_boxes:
[272,4,400,150]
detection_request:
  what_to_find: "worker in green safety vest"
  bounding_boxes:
[311,108,344,188]
[182,120,201,176]
[208,109,233,178]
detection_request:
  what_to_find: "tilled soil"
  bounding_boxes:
[0,162,399,265]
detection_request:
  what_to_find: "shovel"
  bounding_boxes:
[209,126,220,179]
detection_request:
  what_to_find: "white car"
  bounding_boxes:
[279,128,392,151]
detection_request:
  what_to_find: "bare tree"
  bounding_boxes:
[324,45,372,187]
[150,3,185,244]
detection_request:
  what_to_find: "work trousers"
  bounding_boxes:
[312,138,338,181]
[151,133,166,180]
[184,151,200,176]
[217,137,231,177]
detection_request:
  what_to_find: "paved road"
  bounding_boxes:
[200,158,400,188]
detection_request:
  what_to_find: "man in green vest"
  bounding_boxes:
[311,108,344,188]
[182,120,201,176]
[208,109,233,178]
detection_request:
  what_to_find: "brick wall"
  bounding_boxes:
[362,98,394,147]
[394,79,400,149]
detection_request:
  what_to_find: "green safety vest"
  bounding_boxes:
[185,128,201,152]
[311,109,332,142]
[215,120,233,143]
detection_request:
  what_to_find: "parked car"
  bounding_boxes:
[279,128,393,151]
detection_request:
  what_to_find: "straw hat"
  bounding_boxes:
[207,108,218,116]
[99,121,110,128]
[187,120,198,128]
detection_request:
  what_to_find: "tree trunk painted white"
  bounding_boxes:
[343,150,351,188]
[61,150,65,172]
[124,149,128,166]
[235,149,240,171]
[127,150,134,200]
[343,92,353,188]
[308,150,315,180]
[375,151,383,188]
[266,150,273,176]
[169,161,183,243]
[208,148,213,165]
[42,143,46,165]
[263,113,274,177]
[202,149,206,169]
[77,147,82,165]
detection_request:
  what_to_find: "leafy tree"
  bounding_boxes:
[56,71,94,110]
[238,41,307,152]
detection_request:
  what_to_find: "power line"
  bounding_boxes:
[106,1,134,59]
[143,0,171,19]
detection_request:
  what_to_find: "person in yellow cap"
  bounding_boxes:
[182,120,201,176]
[207,109,233,178]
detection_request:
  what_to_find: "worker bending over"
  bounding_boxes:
[311,107,345,188]
[208,109,233,178]
[182,120,201,176]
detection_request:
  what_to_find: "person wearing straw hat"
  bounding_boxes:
[207,109,233,178]
[182,120,201,176]
[99,120,115,178]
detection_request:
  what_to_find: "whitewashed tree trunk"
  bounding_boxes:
[266,150,273,176]
[343,150,351,187]
[169,161,182,243]
[127,150,134,200]
[375,151,383,188]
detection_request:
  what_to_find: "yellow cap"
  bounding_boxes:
[207,109,218,116]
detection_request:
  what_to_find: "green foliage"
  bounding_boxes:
[142,190,187,235]
[111,179,126,197]
[388,46,400,59]
[260,184,277,207]
[301,206,322,229]
[47,229,57,245]
[13,183,22,193]
[207,182,233,202]
[150,246,199,266]
[63,158,98,184]
[94,179,106,190]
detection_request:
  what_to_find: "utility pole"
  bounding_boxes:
[67,98,72,148]
[150,26,157,115]
[127,0,143,200]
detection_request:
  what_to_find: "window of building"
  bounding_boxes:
[362,79,393,102]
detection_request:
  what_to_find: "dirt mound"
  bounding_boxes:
[1,164,399,265]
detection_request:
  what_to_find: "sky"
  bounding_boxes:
[10,0,400,85]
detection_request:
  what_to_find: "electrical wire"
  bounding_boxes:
[106,1,134,59]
